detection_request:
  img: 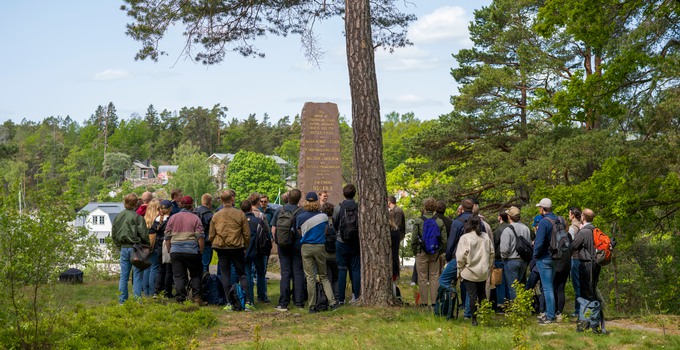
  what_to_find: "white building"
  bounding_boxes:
[74,202,125,260]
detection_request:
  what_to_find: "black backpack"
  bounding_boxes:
[275,206,302,248]
[324,224,337,253]
[434,286,458,320]
[256,220,273,257]
[546,217,571,260]
[508,225,532,263]
[202,273,226,305]
[315,281,329,311]
[227,284,245,311]
[340,206,359,243]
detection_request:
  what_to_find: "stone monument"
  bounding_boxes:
[298,102,344,205]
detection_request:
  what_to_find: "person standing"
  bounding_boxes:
[534,198,559,324]
[456,215,494,326]
[297,192,338,313]
[492,211,510,309]
[572,208,601,302]
[195,193,215,273]
[136,191,154,216]
[242,200,267,308]
[568,207,583,317]
[112,193,149,304]
[142,198,161,296]
[209,192,253,311]
[499,206,531,301]
[272,190,306,311]
[388,195,406,279]
[164,196,205,305]
[333,184,361,304]
[410,198,446,307]
[152,200,173,298]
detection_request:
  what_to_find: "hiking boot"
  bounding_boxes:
[308,307,319,314]
[330,303,340,311]
[274,305,288,312]
[536,312,546,320]
[555,313,563,322]
[257,297,271,304]
[471,318,478,326]
[245,303,256,312]
[223,304,234,312]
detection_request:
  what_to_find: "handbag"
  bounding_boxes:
[491,266,503,285]
[129,243,152,270]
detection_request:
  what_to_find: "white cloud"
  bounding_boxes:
[408,6,470,45]
[93,69,130,81]
[376,46,440,71]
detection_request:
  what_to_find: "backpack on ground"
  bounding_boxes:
[546,217,572,260]
[275,207,302,248]
[202,273,226,305]
[592,228,613,266]
[508,225,532,263]
[434,285,458,320]
[419,215,442,255]
[392,282,403,305]
[315,281,329,311]
[324,224,337,253]
[577,297,606,334]
[59,268,84,284]
[255,221,273,257]
[227,284,246,311]
[340,206,360,243]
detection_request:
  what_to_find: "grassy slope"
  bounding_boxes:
[52,277,680,350]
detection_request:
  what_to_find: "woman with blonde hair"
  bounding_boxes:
[142,198,161,296]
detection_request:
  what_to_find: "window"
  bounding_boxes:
[92,215,105,225]
[99,238,106,244]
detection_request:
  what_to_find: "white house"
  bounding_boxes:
[74,202,125,260]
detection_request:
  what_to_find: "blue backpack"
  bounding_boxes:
[420,216,442,255]
[228,284,246,311]
[577,297,606,334]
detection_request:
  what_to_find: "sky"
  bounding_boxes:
[0,1,491,125]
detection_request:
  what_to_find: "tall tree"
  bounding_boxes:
[121,0,414,305]
[170,142,216,201]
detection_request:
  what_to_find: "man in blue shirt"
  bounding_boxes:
[534,197,558,324]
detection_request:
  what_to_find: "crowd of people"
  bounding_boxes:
[111,188,604,325]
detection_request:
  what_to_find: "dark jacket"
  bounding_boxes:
[195,205,214,243]
[446,211,474,262]
[433,212,453,238]
[493,222,510,260]
[572,223,595,262]
[410,211,446,255]
[533,212,558,260]
[245,212,264,261]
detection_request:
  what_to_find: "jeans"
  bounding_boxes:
[245,256,267,303]
[494,260,508,306]
[202,243,213,273]
[536,257,557,320]
[119,247,143,303]
[216,248,249,303]
[554,268,569,315]
[336,240,361,303]
[278,245,305,308]
[504,259,528,301]
[142,249,159,296]
[439,260,457,290]
[170,252,203,302]
[301,244,336,308]
[570,258,581,314]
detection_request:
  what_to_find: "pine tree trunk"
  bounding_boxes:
[345,0,394,306]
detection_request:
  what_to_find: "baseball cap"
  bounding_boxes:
[505,206,520,217]
[180,195,194,206]
[160,200,172,209]
[306,191,319,201]
[535,198,552,208]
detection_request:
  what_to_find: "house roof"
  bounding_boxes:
[76,202,125,226]
[132,160,155,170]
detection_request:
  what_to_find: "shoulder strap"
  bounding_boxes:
[508,224,518,238]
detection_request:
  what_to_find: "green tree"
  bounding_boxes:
[108,116,152,161]
[225,150,285,204]
[102,152,132,184]
[169,142,216,202]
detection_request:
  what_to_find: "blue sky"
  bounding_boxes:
[0,1,490,124]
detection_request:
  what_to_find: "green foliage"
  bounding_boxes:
[475,298,494,327]
[170,142,216,201]
[504,281,534,350]
[0,199,97,349]
[226,150,285,203]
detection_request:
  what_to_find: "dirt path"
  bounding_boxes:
[608,318,680,335]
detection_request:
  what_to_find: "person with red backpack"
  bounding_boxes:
[410,198,447,307]
[572,208,602,303]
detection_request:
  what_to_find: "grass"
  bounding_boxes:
[45,272,680,350]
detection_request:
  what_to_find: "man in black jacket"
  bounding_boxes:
[333,184,361,304]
